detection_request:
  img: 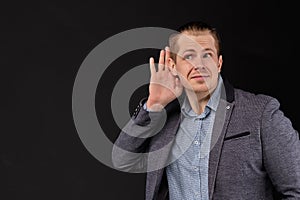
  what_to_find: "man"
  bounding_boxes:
[112,21,300,199]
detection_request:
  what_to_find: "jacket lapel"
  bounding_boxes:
[208,77,235,199]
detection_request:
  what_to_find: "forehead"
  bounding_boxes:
[177,32,216,53]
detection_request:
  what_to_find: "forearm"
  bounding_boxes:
[112,101,167,172]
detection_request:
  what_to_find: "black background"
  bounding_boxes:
[2,0,299,199]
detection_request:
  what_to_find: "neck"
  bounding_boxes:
[185,90,211,115]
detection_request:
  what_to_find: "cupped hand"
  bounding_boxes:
[147,47,183,111]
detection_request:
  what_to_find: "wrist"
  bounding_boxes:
[146,100,164,112]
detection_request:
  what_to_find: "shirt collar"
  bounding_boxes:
[207,75,223,112]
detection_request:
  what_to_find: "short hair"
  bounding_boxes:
[169,21,222,61]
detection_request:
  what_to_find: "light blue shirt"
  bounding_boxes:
[166,76,222,200]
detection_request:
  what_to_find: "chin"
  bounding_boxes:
[186,86,210,94]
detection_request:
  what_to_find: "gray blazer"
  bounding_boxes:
[112,79,300,200]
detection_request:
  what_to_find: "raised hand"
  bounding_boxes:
[146,47,183,111]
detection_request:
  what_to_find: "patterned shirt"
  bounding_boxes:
[166,76,222,200]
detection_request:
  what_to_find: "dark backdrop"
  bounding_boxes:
[1,0,298,199]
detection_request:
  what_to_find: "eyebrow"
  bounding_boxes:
[182,48,215,54]
[203,48,215,52]
[182,49,196,53]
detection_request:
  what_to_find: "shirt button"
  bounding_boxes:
[194,140,199,145]
[226,105,231,110]
[193,166,198,171]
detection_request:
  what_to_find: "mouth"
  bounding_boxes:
[190,74,209,79]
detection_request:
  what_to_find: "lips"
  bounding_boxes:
[190,74,209,79]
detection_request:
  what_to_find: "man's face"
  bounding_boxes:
[172,31,222,94]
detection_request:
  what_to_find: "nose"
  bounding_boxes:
[193,64,205,70]
[192,65,199,69]
[192,56,206,69]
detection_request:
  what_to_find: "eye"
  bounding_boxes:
[183,54,194,60]
[202,53,212,58]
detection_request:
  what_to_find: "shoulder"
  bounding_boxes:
[234,88,279,106]
[233,88,281,115]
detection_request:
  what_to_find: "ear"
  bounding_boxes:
[167,58,178,76]
[217,55,223,73]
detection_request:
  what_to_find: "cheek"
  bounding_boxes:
[175,66,191,86]
[207,61,220,74]
[212,66,219,74]
[175,65,189,77]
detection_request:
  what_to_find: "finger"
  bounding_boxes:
[175,77,182,95]
[149,57,156,74]
[175,76,181,87]
[165,46,171,67]
[169,72,176,89]
[158,49,165,71]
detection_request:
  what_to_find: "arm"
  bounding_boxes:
[261,98,300,199]
[112,47,182,173]
[111,99,167,173]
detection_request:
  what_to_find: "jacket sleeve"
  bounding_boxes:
[111,98,167,173]
[261,98,300,199]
